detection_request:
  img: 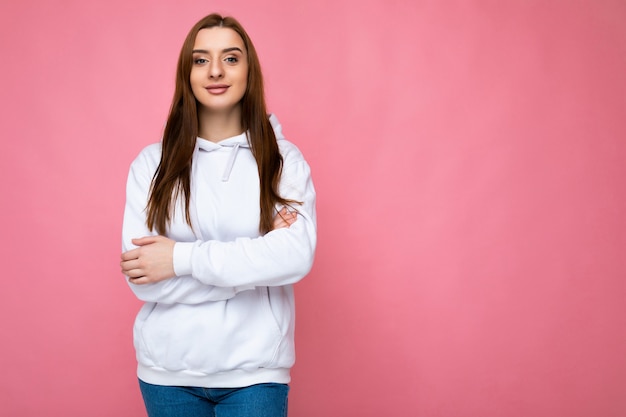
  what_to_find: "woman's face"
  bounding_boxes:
[190,27,248,114]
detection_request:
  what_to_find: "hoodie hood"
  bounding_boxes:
[269,113,285,141]
[196,133,249,182]
[195,114,285,181]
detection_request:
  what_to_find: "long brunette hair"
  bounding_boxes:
[146,13,295,235]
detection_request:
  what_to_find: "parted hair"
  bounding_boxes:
[146,13,295,235]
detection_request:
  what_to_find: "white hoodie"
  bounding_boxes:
[122,115,316,388]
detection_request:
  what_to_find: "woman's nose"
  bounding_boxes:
[209,61,223,79]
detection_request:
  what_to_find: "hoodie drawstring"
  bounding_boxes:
[222,144,240,182]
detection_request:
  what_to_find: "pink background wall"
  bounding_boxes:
[1,1,624,416]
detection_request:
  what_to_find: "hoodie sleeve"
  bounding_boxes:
[172,143,317,288]
[122,147,243,304]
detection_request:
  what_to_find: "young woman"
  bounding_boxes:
[120,13,316,417]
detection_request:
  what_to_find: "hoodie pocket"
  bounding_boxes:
[133,303,158,366]
[135,289,286,374]
[259,287,283,366]
[261,286,295,368]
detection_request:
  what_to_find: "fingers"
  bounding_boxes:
[273,216,287,229]
[272,207,297,230]
[279,207,297,223]
[126,273,144,282]
[121,235,162,261]
[120,258,141,275]
[131,236,160,246]
[282,211,297,226]
[120,248,139,262]
[120,236,176,284]
[121,258,145,282]
[121,236,161,261]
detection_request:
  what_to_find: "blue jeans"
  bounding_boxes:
[138,379,289,417]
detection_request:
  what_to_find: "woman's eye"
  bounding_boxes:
[194,58,208,65]
[225,57,238,64]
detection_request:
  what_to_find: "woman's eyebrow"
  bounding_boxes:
[192,47,244,54]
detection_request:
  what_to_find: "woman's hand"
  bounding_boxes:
[121,209,294,284]
[121,235,176,285]
[273,207,297,230]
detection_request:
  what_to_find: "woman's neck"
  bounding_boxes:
[197,106,243,142]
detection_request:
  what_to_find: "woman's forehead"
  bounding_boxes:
[193,27,245,52]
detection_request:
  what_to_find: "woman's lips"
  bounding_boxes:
[206,85,229,94]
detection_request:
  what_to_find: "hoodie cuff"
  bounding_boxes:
[173,241,195,277]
